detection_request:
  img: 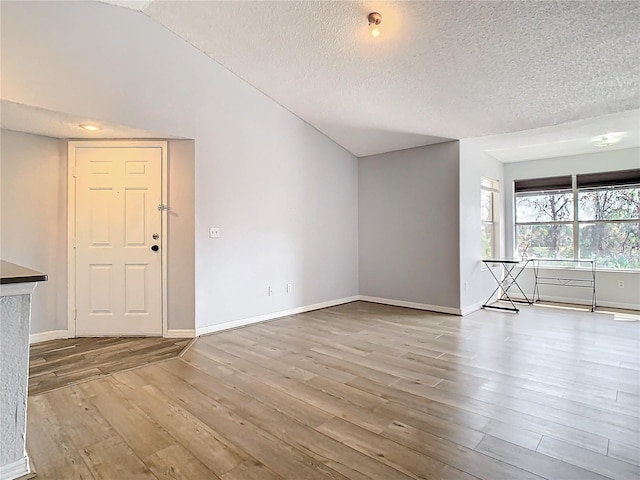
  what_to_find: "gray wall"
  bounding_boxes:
[0,130,198,334]
[167,140,195,331]
[0,130,67,334]
[504,148,640,309]
[359,142,461,311]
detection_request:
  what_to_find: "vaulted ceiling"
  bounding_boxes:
[2,1,638,159]
[97,0,640,158]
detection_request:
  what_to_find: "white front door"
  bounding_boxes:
[73,145,164,336]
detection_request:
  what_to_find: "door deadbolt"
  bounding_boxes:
[152,233,159,240]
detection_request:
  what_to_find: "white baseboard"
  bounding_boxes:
[166,329,196,338]
[196,296,360,337]
[30,329,198,341]
[0,455,30,480]
[460,301,485,316]
[358,296,461,316]
[596,300,640,311]
[511,294,639,311]
[29,330,68,344]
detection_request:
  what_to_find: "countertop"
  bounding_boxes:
[0,260,48,284]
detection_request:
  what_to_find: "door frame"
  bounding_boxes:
[67,140,169,337]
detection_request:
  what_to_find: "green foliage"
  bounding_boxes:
[516,186,639,269]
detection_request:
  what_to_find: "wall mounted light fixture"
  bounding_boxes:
[368,12,382,38]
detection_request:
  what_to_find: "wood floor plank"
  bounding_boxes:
[111,377,247,477]
[163,358,517,480]
[26,395,97,480]
[44,386,116,449]
[221,460,285,480]
[480,419,542,451]
[372,401,487,449]
[162,357,334,428]
[608,441,640,467]
[389,377,612,454]
[475,434,611,480]
[158,360,416,480]
[191,341,389,434]
[517,383,640,420]
[84,378,175,459]
[29,337,191,395]
[378,421,544,480]
[126,380,353,480]
[435,378,639,448]
[537,436,640,479]
[26,301,640,480]
[79,435,158,480]
[617,391,640,408]
[349,374,610,455]
[316,416,480,480]
[143,444,222,480]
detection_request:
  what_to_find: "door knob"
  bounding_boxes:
[151,245,159,252]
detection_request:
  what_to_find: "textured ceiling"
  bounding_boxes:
[470,109,639,163]
[0,101,182,140]
[98,0,640,157]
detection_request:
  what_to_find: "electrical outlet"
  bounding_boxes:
[287,283,292,293]
[268,286,273,296]
[618,280,625,289]
[208,227,220,238]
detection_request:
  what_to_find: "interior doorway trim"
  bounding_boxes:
[67,140,169,337]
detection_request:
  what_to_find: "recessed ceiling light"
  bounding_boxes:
[591,132,624,147]
[368,12,382,38]
[79,123,102,132]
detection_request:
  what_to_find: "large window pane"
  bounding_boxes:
[579,222,640,269]
[578,187,640,221]
[516,192,574,223]
[516,224,574,259]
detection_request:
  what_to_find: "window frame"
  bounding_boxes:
[514,171,640,270]
[481,176,500,260]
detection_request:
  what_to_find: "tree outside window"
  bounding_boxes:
[481,177,499,259]
[515,171,639,269]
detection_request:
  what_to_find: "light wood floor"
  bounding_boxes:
[29,336,192,395]
[27,301,640,479]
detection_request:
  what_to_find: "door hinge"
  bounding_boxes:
[157,204,169,211]
[73,308,77,320]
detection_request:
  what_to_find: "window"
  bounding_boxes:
[514,169,640,269]
[481,176,499,259]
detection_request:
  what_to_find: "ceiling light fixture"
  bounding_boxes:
[368,12,382,38]
[591,132,624,147]
[79,123,102,132]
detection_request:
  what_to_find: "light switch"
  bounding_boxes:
[209,227,220,238]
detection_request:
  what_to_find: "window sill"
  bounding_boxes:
[522,264,640,274]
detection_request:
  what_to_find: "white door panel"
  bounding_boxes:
[75,146,163,336]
